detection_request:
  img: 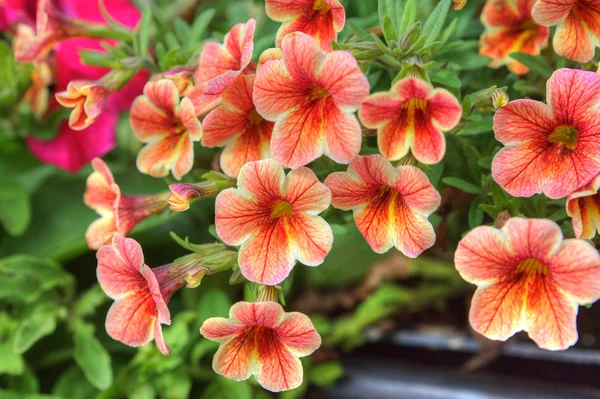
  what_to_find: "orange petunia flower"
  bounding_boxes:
[98,235,208,355]
[200,301,321,392]
[55,80,110,130]
[253,32,369,169]
[215,159,333,285]
[479,0,550,75]
[359,77,462,164]
[324,155,441,257]
[265,0,345,51]
[84,158,168,250]
[130,79,202,180]
[566,173,600,239]
[491,68,600,199]
[194,19,256,96]
[202,74,274,178]
[532,0,600,63]
[455,217,600,350]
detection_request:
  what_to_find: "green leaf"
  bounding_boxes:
[0,342,24,375]
[188,9,216,46]
[13,303,63,354]
[382,15,398,42]
[0,177,31,236]
[429,69,461,88]
[422,0,451,46]
[197,289,231,325]
[156,369,191,399]
[460,116,493,135]
[509,52,553,79]
[173,18,191,44]
[346,20,371,41]
[216,376,252,399]
[442,177,482,194]
[309,362,344,387]
[138,7,152,57]
[72,322,113,390]
[468,198,485,228]
[52,366,98,399]
[548,208,568,222]
[74,285,110,317]
[398,0,417,36]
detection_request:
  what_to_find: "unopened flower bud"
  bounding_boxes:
[489,88,509,109]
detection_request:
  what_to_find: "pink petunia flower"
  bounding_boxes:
[491,68,600,199]
[359,77,462,164]
[532,0,600,63]
[253,32,369,169]
[202,74,274,178]
[265,0,345,51]
[566,173,600,239]
[200,301,321,392]
[215,159,333,285]
[479,0,550,75]
[194,19,256,97]
[455,217,600,350]
[130,79,202,180]
[325,155,441,257]
[98,234,208,355]
[84,158,169,250]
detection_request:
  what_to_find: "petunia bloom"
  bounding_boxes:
[325,154,441,257]
[479,0,550,75]
[202,74,274,178]
[200,301,321,392]
[253,32,369,169]
[455,217,600,350]
[491,68,600,199]
[130,79,202,180]
[566,173,600,239]
[359,77,462,164]
[55,79,110,130]
[215,159,333,285]
[168,179,233,212]
[98,235,208,355]
[194,19,256,96]
[532,0,600,63]
[85,158,168,250]
[265,0,345,51]
[152,67,195,96]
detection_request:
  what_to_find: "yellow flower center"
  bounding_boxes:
[309,84,331,101]
[313,0,331,12]
[270,200,294,219]
[401,98,428,112]
[548,125,578,150]
[516,258,549,276]
[248,109,264,125]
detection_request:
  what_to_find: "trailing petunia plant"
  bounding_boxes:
[1,0,600,396]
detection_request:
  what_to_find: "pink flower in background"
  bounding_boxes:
[200,301,321,392]
[98,235,208,355]
[265,0,345,51]
[0,0,37,31]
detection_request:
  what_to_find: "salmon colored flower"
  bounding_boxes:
[55,79,110,130]
[479,0,550,75]
[265,0,345,51]
[253,32,369,169]
[200,301,321,392]
[130,79,202,180]
[215,159,333,285]
[202,74,274,178]
[455,217,600,350]
[152,67,194,96]
[14,0,90,62]
[359,77,462,164]
[532,0,600,63]
[98,235,208,355]
[566,174,600,239]
[491,68,600,199]
[194,19,256,96]
[85,158,168,250]
[325,155,441,257]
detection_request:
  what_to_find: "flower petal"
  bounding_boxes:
[550,239,600,304]
[230,301,285,329]
[136,133,193,180]
[502,217,563,263]
[236,159,286,202]
[532,0,575,25]
[286,167,331,214]
[215,189,269,245]
[394,165,441,215]
[455,226,518,285]
[255,329,303,392]
[287,214,333,266]
[566,174,600,239]
[211,328,256,382]
[323,105,362,165]
[547,69,600,125]
[552,11,595,62]
[275,311,321,357]
[354,189,394,254]
[201,317,246,342]
[105,291,157,348]
[96,235,146,298]
[493,99,556,146]
[391,199,437,258]
[86,216,117,250]
[84,158,117,214]
[319,50,369,112]
[253,59,301,120]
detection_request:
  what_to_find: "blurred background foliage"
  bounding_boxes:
[0,0,593,397]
